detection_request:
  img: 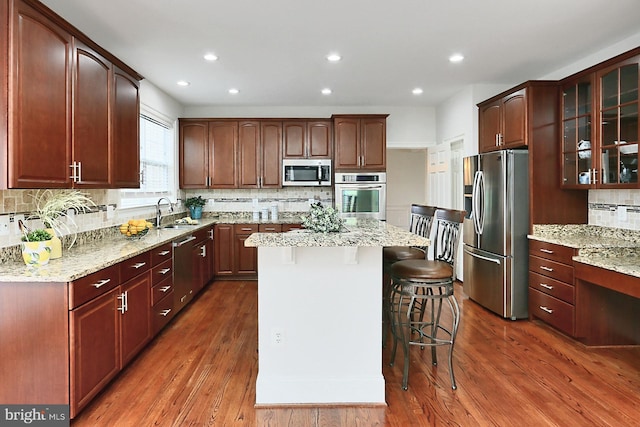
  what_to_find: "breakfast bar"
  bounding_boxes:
[245,219,429,405]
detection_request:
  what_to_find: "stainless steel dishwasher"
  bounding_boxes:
[173,234,196,314]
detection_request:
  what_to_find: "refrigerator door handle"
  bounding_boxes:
[476,171,485,235]
[472,171,481,234]
[464,247,501,264]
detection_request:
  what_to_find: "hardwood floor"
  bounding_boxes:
[71,280,640,426]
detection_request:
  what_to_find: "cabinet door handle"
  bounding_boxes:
[159,285,171,292]
[539,306,553,314]
[158,250,170,256]
[69,162,78,181]
[160,309,172,317]
[200,244,206,257]
[540,266,554,272]
[495,134,499,146]
[117,292,128,314]
[540,283,553,290]
[92,278,111,289]
[208,229,214,240]
[159,268,171,275]
[539,248,554,254]
[77,161,82,183]
[132,262,147,269]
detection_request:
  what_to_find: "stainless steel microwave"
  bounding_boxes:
[282,159,332,186]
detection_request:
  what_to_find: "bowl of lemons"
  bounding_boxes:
[119,219,153,239]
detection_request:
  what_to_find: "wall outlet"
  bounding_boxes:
[0,216,9,236]
[617,205,628,221]
[272,329,284,345]
[106,205,115,220]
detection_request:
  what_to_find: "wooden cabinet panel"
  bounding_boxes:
[528,255,574,288]
[334,115,386,171]
[214,224,234,276]
[120,273,152,367]
[70,287,120,417]
[151,242,173,266]
[9,0,72,188]
[119,251,151,283]
[529,271,575,304]
[152,289,174,335]
[529,240,575,265]
[261,121,282,187]
[73,41,111,187]
[283,121,306,158]
[209,121,238,188]
[235,226,257,275]
[529,288,575,337]
[502,90,526,148]
[151,259,173,287]
[283,120,332,159]
[239,121,260,187]
[111,67,140,188]
[69,264,119,309]
[179,121,209,188]
[308,120,333,158]
[479,101,501,152]
[259,224,282,232]
[334,117,360,170]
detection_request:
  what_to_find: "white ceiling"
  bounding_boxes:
[40,0,640,108]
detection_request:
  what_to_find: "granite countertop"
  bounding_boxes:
[0,213,306,283]
[245,218,430,248]
[529,224,640,279]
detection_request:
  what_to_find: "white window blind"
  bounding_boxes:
[120,111,176,208]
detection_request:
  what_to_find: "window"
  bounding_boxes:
[120,109,176,208]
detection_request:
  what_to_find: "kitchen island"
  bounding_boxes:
[244,218,429,406]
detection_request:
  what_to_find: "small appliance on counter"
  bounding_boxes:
[334,172,386,221]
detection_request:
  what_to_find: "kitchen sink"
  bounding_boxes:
[160,224,198,229]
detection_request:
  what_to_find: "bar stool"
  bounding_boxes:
[382,205,437,347]
[389,208,465,390]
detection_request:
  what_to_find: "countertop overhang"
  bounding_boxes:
[245,218,430,248]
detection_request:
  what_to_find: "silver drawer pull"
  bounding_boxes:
[158,250,170,256]
[92,278,111,289]
[159,285,171,292]
[539,248,554,254]
[241,227,253,231]
[132,262,147,269]
[539,306,553,314]
[160,309,172,317]
[159,268,171,275]
[540,266,554,272]
[540,283,553,290]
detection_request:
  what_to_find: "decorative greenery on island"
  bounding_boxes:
[301,202,344,233]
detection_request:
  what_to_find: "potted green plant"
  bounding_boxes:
[185,196,206,219]
[20,229,53,266]
[29,190,96,257]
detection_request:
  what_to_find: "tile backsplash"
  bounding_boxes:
[589,189,640,230]
[0,187,332,250]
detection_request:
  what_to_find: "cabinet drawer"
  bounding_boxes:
[151,278,173,306]
[259,224,282,232]
[529,288,575,337]
[152,290,175,335]
[529,240,575,264]
[529,271,574,304]
[235,224,259,234]
[69,264,120,309]
[120,251,151,283]
[151,259,173,286]
[282,223,302,232]
[151,242,173,266]
[529,255,574,284]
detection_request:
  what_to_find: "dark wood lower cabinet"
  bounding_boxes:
[120,273,152,367]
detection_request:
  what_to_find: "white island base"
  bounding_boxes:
[255,246,385,405]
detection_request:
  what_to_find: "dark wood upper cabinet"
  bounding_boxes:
[283,120,332,159]
[7,0,73,188]
[1,0,142,189]
[333,115,387,171]
[238,121,260,188]
[478,89,526,152]
[179,121,209,188]
[111,67,140,188]
[73,41,111,188]
[260,121,282,187]
[209,121,239,188]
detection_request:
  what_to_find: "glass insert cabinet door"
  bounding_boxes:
[598,58,639,186]
[562,77,593,186]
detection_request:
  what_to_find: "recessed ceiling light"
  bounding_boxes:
[177,80,190,86]
[204,53,218,61]
[412,88,423,95]
[321,88,332,95]
[449,53,464,63]
[326,53,341,62]
[228,88,239,94]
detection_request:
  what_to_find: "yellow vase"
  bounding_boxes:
[21,240,52,266]
[46,228,62,259]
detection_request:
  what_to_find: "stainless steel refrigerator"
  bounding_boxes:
[462,150,529,320]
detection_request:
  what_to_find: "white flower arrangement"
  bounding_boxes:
[301,202,344,233]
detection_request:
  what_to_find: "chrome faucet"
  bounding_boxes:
[156,198,174,228]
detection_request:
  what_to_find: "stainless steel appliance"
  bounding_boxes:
[334,172,386,220]
[462,150,529,319]
[282,159,332,186]
[173,234,196,314]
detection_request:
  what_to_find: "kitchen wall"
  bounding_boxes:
[386,149,427,228]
